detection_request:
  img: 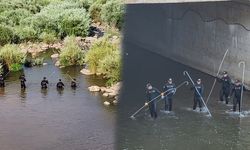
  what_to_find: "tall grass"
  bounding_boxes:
[85,37,121,85]
[59,36,85,66]
[0,44,26,71]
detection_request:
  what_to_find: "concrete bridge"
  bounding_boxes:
[123,0,250,85]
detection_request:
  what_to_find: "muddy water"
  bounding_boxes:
[116,41,250,150]
[0,51,116,150]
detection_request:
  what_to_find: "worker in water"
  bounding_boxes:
[191,79,203,111]
[56,79,64,89]
[71,78,77,88]
[41,77,49,89]
[0,74,5,87]
[19,74,26,89]
[230,80,246,112]
[162,78,176,111]
[145,83,162,119]
[218,71,232,104]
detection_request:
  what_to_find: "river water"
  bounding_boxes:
[116,41,250,150]
[0,51,115,150]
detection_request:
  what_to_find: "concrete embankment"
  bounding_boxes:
[124,1,250,85]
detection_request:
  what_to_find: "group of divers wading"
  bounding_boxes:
[131,71,246,119]
[0,74,77,90]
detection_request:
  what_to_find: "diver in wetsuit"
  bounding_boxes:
[56,79,64,89]
[191,79,203,111]
[162,78,176,111]
[41,77,49,89]
[218,71,232,104]
[0,74,5,87]
[145,83,162,119]
[231,80,246,112]
[19,74,26,89]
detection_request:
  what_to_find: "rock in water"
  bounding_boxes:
[113,100,118,104]
[88,86,100,92]
[103,93,109,97]
[51,53,59,59]
[55,60,60,66]
[80,68,95,75]
[104,101,110,106]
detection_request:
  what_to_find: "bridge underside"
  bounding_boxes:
[124,1,250,84]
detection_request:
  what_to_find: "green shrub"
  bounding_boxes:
[100,0,124,29]
[9,63,23,71]
[72,0,94,10]
[39,32,58,43]
[32,58,44,66]
[58,8,90,37]
[89,0,107,22]
[85,37,116,73]
[0,25,14,45]
[0,9,32,26]
[0,44,26,70]
[14,26,37,42]
[0,64,3,74]
[98,49,121,85]
[59,36,85,66]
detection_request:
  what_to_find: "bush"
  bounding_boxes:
[89,0,107,22]
[59,36,85,66]
[85,37,116,73]
[98,49,121,85]
[32,58,44,66]
[10,63,23,71]
[0,44,26,70]
[72,0,94,10]
[0,9,32,26]
[100,0,124,29]
[39,32,58,43]
[0,25,14,45]
[0,64,3,74]
[58,8,90,37]
[14,26,37,42]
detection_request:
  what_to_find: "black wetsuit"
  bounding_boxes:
[231,84,246,112]
[0,76,5,87]
[57,81,64,89]
[163,83,176,111]
[71,81,77,88]
[146,87,161,119]
[41,79,49,89]
[191,83,204,110]
[218,76,231,104]
[19,76,26,89]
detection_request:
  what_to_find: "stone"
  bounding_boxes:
[108,92,117,98]
[51,53,59,59]
[43,63,48,66]
[55,60,60,66]
[100,87,107,92]
[104,101,110,106]
[80,68,95,75]
[103,93,109,97]
[88,86,100,92]
[113,100,118,104]
[104,88,114,93]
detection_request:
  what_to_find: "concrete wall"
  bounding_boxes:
[124,1,250,84]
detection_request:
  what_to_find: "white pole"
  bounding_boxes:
[183,71,212,117]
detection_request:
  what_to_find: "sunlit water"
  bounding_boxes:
[0,51,116,150]
[116,41,250,150]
